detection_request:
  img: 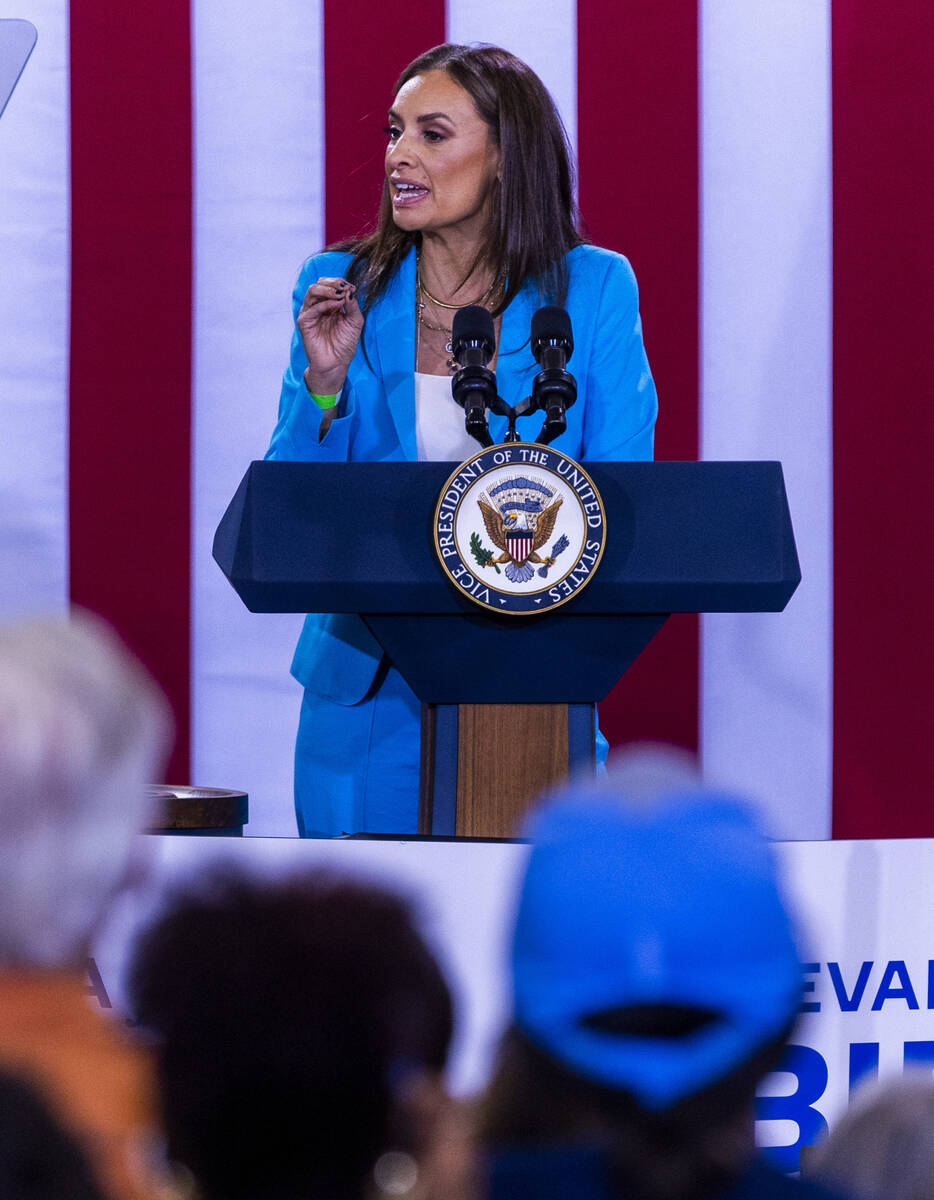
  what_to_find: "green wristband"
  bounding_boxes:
[308,388,338,409]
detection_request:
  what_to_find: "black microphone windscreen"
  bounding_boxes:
[452,305,495,355]
[531,305,574,360]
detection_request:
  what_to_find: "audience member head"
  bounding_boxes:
[806,1076,934,1200]
[0,611,171,968]
[482,746,803,1200]
[0,1068,107,1200]
[128,871,455,1200]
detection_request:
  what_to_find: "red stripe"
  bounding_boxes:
[831,3,934,836]
[323,2,446,246]
[69,0,192,783]
[577,3,700,753]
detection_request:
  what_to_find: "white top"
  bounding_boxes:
[414,371,481,462]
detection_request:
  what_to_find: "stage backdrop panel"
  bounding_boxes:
[5,0,934,838]
[0,0,69,621]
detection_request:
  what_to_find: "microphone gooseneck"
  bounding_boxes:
[530,306,577,445]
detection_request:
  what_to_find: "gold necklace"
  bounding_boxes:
[416,277,459,372]
[417,271,500,310]
[416,280,452,334]
[414,261,504,374]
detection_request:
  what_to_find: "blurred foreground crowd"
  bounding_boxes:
[0,613,928,1200]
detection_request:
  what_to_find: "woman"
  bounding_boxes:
[267,43,658,838]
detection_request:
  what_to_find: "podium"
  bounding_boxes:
[214,461,800,837]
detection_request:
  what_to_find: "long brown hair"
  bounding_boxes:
[479,1025,793,1200]
[330,43,583,315]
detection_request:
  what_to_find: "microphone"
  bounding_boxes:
[451,306,498,448]
[530,306,577,445]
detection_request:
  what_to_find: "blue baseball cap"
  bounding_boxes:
[511,776,802,1111]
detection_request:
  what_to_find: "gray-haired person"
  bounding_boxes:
[0,611,172,1200]
[807,1076,934,1200]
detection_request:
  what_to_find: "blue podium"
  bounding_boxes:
[214,461,800,837]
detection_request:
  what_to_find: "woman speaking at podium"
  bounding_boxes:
[266,43,657,838]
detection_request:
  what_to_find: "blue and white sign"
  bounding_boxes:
[433,444,607,615]
[89,834,934,1178]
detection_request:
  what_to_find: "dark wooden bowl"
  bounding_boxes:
[146,786,248,835]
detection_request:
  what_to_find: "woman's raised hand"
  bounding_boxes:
[297,276,364,396]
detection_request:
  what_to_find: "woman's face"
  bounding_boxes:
[385,69,501,243]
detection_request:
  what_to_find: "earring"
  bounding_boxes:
[372,1150,419,1198]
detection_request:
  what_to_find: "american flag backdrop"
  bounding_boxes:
[1,1,931,838]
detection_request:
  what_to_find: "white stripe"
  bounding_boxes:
[700,2,833,838]
[0,8,69,619]
[191,0,325,834]
[445,0,578,165]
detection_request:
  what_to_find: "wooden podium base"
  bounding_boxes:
[419,702,595,838]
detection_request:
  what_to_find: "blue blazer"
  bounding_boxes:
[266,243,657,704]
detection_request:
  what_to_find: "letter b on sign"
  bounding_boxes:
[756,1044,829,1173]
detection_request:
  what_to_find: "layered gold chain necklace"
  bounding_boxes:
[415,258,504,373]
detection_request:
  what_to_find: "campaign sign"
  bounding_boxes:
[88,835,934,1178]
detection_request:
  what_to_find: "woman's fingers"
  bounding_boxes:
[296,275,364,390]
[340,286,362,321]
[299,296,346,325]
[301,277,357,309]
[315,275,352,291]
[298,277,362,335]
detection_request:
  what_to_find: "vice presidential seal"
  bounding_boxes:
[433,444,607,615]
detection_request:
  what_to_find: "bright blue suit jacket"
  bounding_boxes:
[266,242,657,705]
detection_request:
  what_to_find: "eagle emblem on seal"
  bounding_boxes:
[434,445,607,614]
[474,476,568,583]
